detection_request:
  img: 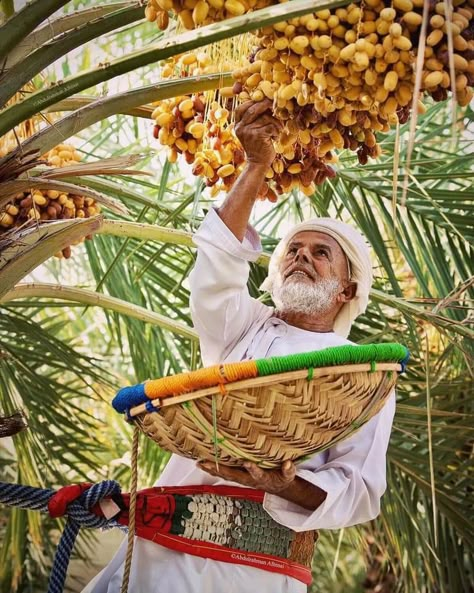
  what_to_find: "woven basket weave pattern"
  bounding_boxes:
[137,368,397,468]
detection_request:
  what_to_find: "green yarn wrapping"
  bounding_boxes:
[255,343,408,377]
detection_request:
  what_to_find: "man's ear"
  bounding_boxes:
[338,281,357,303]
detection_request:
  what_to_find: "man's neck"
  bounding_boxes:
[275,309,335,333]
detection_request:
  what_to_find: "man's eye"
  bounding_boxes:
[287,247,296,255]
[316,249,329,257]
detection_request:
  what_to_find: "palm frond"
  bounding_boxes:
[11,73,232,157]
[0,3,144,106]
[0,0,70,59]
[0,217,102,299]
[1,282,198,340]
[3,2,133,69]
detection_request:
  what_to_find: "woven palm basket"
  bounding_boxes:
[113,343,409,468]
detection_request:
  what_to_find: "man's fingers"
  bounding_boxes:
[236,113,275,128]
[198,461,249,483]
[239,115,283,133]
[234,100,254,124]
[199,459,295,494]
[243,461,265,481]
[197,461,218,476]
[236,121,281,142]
[238,122,281,141]
[236,99,274,126]
[252,114,283,131]
[281,460,296,482]
[256,123,282,139]
[235,99,272,124]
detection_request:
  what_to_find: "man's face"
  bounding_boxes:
[272,231,354,317]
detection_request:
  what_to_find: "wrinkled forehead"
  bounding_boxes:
[287,230,347,258]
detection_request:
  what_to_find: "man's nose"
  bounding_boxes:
[294,247,311,264]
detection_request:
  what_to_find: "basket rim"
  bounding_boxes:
[128,361,401,418]
[114,342,409,415]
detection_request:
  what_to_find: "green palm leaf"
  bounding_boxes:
[0,3,144,105]
[0,0,70,58]
[14,73,233,157]
[3,2,133,68]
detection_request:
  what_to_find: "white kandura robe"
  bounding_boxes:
[83,209,396,593]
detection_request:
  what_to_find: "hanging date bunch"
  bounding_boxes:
[151,49,251,196]
[234,0,473,192]
[151,90,247,196]
[148,0,473,198]
[418,2,472,103]
[0,145,101,259]
[144,0,273,31]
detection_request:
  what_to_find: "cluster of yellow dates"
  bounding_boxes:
[152,94,249,197]
[145,0,272,30]
[0,145,100,258]
[147,0,473,198]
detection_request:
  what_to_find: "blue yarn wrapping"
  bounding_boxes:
[0,480,124,593]
[113,383,146,413]
[145,400,156,413]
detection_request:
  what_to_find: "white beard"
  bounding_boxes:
[271,272,342,316]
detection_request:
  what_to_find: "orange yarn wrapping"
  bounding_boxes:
[221,361,257,383]
[144,361,258,401]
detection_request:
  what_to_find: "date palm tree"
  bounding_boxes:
[0,1,472,592]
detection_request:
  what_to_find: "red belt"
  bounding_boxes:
[50,483,315,585]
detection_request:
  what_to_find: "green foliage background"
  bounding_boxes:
[0,1,472,592]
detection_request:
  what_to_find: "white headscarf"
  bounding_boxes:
[260,218,373,338]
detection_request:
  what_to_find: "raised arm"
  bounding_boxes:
[188,101,281,365]
[217,99,282,240]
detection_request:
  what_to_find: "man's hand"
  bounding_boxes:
[198,459,327,511]
[235,99,282,169]
[198,459,296,494]
[216,99,283,241]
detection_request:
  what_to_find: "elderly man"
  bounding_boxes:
[83,100,395,593]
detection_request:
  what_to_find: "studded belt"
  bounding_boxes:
[112,485,316,585]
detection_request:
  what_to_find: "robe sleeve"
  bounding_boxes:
[263,391,396,530]
[189,208,270,365]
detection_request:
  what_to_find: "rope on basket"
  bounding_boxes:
[0,479,125,593]
[121,424,140,593]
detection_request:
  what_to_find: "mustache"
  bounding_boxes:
[284,264,316,281]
